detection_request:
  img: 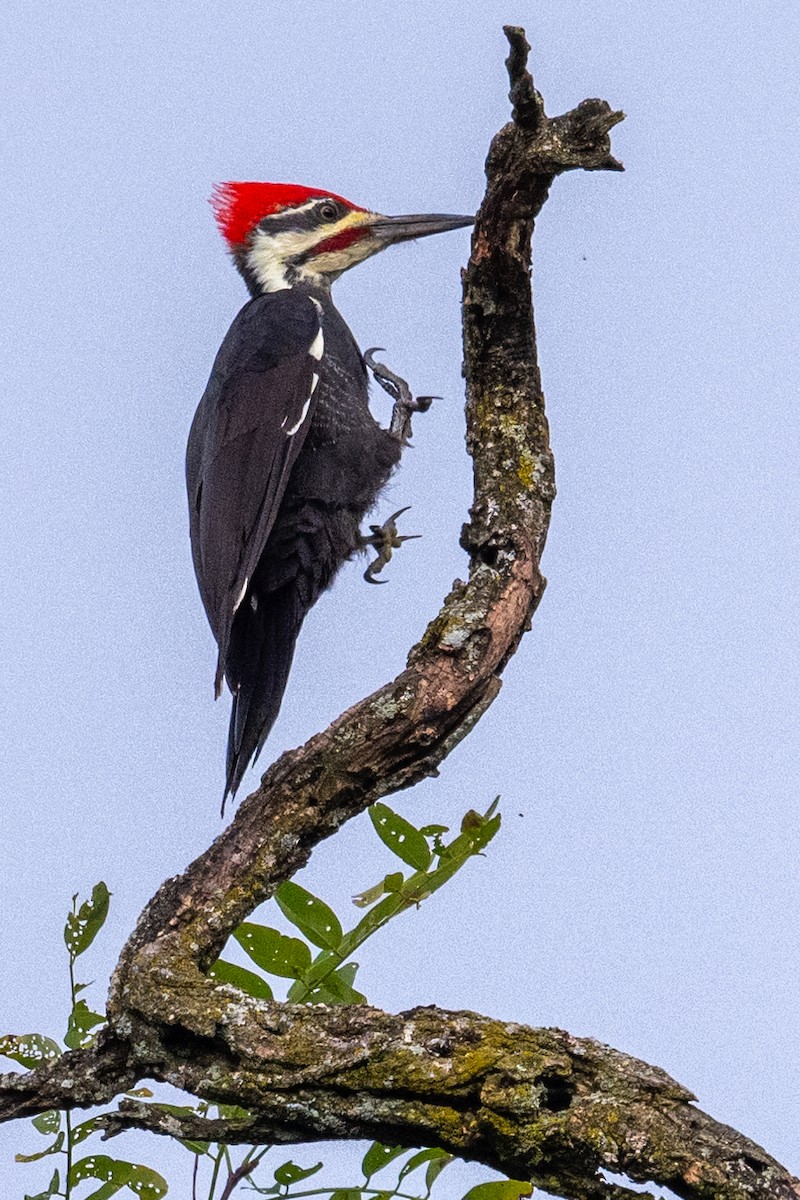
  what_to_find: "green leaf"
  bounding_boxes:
[351,880,386,908]
[328,1191,362,1200]
[31,1110,60,1135]
[443,810,501,860]
[397,1147,452,1182]
[209,958,274,1000]
[420,824,450,853]
[273,1159,323,1185]
[82,1187,121,1200]
[287,955,362,1003]
[286,975,308,1001]
[215,1103,251,1120]
[149,1102,197,1117]
[276,881,343,950]
[233,924,311,979]
[16,1132,64,1162]
[307,964,366,1006]
[361,1142,406,1180]
[370,803,432,871]
[333,961,361,990]
[24,1166,60,1200]
[64,1000,106,1050]
[425,1151,454,1192]
[352,872,404,909]
[348,891,408,943]
[0,1033,61,1069]
[69,1156,168,1199]
[64,883,111,960]
[124,1087,154,1098]
[180,1139,211,1156]
[460,1182,532,1200]
[69,1155,127,1190]
[71,1114,114,1146]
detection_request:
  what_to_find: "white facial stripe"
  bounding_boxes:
[246,209,376,292]
[247,227,334,293]
[308,329,324,360]
[283,396,312,436]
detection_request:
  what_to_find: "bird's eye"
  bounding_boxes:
[319,202,339,222]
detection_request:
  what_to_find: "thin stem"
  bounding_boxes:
[64,902,77,1200]
[207,1146,224,1200]
[251,1188,425,1200]
[248,1147,269,1172]
[289,904,403,1002]
[64,1109,73,1199]
[218,1144,269,1200]
[193,1153,200,1200]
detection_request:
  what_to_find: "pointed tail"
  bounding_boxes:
[222,586,303,807]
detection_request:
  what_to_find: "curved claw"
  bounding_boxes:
[384,505,412,523]
[363,568,388,585]
[361,505,420,583]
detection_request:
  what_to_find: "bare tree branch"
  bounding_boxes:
[0,1033,136,1122]
[107,1008,800,1200]
[2,26,797,1200]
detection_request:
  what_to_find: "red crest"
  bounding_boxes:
[210,182,362,246]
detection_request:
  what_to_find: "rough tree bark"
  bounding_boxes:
[2,27,797,1200]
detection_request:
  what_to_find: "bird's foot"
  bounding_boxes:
[359,506,421,584]
[364,347,439,445]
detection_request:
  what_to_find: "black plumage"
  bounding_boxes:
[186,287,400,801]
[186,183,472,805]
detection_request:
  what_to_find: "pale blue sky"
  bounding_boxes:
[2,0,799,1194]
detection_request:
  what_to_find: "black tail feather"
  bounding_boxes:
[222,587,303,807]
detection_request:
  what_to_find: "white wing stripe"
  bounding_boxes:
[284,395,312,436]
[308,329,324,361]
[233,576,249,613]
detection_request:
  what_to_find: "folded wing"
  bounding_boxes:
[186,290,322,695]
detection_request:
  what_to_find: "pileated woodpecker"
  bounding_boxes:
[186,182,473,803]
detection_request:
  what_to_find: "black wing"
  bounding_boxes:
[186,290,322,693]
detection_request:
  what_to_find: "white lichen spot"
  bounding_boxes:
[440,627,469,650]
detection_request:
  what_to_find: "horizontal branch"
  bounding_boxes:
[0,1033,136,1123]
[145,1003,800,1199]
[100,1098,304,1147]
[5,1005,798,1200]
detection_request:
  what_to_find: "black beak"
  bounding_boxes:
[368,212,475,246]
